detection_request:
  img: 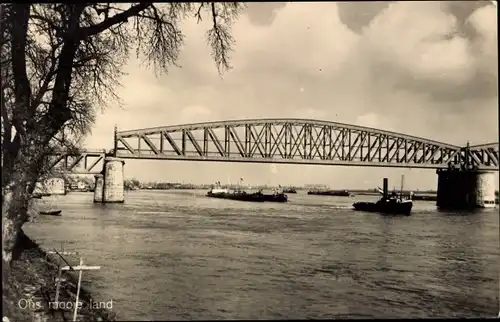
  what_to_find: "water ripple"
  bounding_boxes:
[26,190,499,320]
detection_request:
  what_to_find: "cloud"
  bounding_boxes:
[356,1,497,102]
[83,2,498,187]
[330,1,498,144]
[243,2,287,26]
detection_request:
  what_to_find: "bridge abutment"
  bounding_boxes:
[34,177,66,196]
[436,169,496,210]
[93,157,125,203]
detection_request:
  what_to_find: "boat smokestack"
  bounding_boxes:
[383,178,388,199]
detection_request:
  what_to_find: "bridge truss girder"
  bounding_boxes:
[114,119,499,170]
[47,150,107,174]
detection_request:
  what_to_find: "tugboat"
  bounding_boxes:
[353,176,413,216]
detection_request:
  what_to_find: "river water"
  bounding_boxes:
[24,190,499,320]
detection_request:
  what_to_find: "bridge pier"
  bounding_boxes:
[93,174,104,203]
[436,169,496,210]
[93,157,125,203]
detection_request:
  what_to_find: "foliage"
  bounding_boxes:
[1,2,244,264]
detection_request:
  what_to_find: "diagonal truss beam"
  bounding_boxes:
[46,150,107,174]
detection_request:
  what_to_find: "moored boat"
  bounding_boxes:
[283,188,297,194]
[39,210,62,216]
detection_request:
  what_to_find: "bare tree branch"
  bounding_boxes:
[81,3,152,38]
[1,2,244,265]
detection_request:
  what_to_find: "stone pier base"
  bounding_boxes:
[94,157,125,203]
[436,169,496,210]
[34,177,66,196]
[93,174,104,203]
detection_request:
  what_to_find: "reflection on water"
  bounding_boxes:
[25,190,499,320]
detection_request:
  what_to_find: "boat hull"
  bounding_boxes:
[39,210,62,216]
[353,200,412,215]
[308,190,351,197]
[207,192,265,202]
[262,193,288,203]
[206,191,288,203]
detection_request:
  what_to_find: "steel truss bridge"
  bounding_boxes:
[49,119,499,174]
[48,149,107,174]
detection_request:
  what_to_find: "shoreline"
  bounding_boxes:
[2,230,116,322]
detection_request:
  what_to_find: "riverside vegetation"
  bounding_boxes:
[2,230,116,321]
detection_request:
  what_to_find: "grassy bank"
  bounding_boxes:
[2,230,116,322]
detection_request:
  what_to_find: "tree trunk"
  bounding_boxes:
[2,183,30,266]
[1,143,43,268]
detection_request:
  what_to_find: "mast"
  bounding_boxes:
[400,174,404,199]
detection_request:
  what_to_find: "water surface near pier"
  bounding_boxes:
[25,190,499,320]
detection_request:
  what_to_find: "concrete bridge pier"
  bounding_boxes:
[436,169,496,210]
[93,174,104,203]
[93,157,125,203]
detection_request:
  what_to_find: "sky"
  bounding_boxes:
[82,1,498,189]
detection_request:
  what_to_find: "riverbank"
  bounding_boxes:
[2,230,116,322]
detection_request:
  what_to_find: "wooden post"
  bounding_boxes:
[54,265,63,305]
[60,259,101,322]
[47,249,78,309]
[73,257,83,322]
[45,248,101,321]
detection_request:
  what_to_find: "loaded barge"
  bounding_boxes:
[206,182,288,203]
[308,189,352,197]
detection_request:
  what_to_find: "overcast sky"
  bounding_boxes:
[82,1,498,189]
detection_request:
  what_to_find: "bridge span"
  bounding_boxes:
[45,118,498,209]
[113,119,498,170]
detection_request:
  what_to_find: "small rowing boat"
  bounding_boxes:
[39,210,62,216]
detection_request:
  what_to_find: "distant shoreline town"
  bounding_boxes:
[63,177,500,203]
[66,176,445,194]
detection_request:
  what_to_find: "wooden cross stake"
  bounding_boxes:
[60,257,101,322]
[46,246,79,308]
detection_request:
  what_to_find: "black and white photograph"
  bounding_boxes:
[1,1,499,321]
